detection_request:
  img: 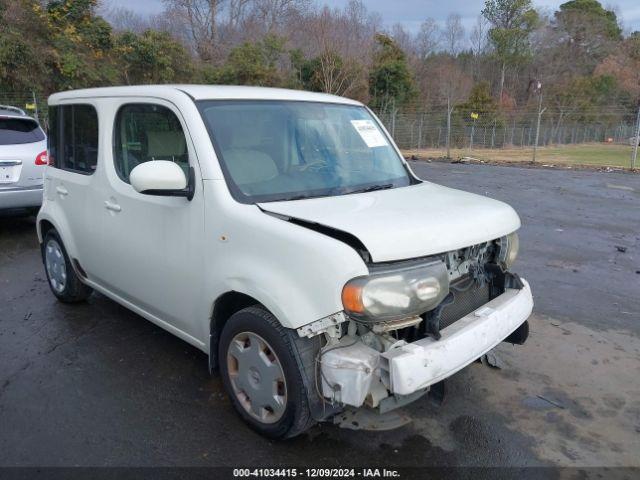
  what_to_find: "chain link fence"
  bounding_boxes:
[376,107,640,169]
[379,111,639,149]
[0,91,48,126]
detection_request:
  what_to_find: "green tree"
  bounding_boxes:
[0,0,52,91]
[115,30,194,84]
[457,81,500,122]
[482,0,539,104]
[368,33,416,111]
[557,0,621,39]
[553,0,622,75]
[214,34,286,87]
[45,0,117,89]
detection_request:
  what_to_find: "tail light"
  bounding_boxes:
[35,151,49,166]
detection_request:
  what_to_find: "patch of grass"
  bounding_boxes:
[403,143,637,169]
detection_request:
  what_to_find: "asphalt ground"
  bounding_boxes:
[0,162,639,469]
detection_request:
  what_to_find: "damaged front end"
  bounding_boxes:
[297,233,533,414]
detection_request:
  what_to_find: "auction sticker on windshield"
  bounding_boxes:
[350,119,388,148]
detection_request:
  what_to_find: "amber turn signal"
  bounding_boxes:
[342,283,364,314]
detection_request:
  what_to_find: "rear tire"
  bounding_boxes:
[43,230,93,303]
[218,306,314,439]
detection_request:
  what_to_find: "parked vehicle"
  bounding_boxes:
[38,86,533,438]
[0,105,47,213]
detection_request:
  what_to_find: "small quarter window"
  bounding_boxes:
[113,104,188,184]
[48,104,99,174]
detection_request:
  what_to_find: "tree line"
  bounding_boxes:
[1,0,638,127]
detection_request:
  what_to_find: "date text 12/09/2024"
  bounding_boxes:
[233,468,400,478]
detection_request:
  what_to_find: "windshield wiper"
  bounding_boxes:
[281,193,321,201]
[277,183,395,201]
[346,183,395,195]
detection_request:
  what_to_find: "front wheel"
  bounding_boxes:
[43,230,93,303]
[218,306,314,438]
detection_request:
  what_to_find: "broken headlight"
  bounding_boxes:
[342,261,449,322]
[497,232,519,270]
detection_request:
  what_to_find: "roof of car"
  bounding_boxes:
[0,105,28,117]
[0,112,37,123]
[48,85,363,106]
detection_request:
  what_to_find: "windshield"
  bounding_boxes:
[0,117,45,145]
[197,100,412,203]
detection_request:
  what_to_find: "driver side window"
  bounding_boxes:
[113,103,188,184]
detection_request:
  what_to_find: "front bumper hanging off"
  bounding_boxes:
[381,279,533,395]
[321,279,533,405]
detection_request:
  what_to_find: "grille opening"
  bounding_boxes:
[395,272,502,342]
[439,278,492,330]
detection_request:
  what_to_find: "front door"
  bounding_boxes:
[92,100,205,340]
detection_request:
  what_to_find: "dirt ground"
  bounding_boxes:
[403,143,637,169]
[1,162,639,469]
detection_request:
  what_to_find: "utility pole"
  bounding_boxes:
[390,97,397,139]
[632,103,640,170]
[469,112,478,153]
[32,91,39,122]
[532,81,546,163]
[446,96,452,158]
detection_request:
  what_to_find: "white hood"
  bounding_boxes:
[259,182,521,263]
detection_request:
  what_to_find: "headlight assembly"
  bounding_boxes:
[497,232,519,270]
[342,261,449,322]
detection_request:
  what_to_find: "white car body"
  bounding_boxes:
[37,85,533,432]
[0,109,47,211]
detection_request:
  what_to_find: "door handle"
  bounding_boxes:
[104,200,121,212]
[55,186,68,196]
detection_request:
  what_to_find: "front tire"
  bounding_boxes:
[43,230,93,303]
[219,306,314,438]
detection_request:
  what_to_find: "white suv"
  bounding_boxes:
[38,85,533,438]
[0,106,47,213]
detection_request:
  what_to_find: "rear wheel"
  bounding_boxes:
[218,306,314,438]
[43,230,93,303]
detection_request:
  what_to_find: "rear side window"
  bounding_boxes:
[0,117,45,145]
[113,104,188,183]
[48,104,99,174]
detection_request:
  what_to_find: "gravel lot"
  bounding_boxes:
[1,162,639,468]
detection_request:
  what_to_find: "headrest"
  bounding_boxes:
[147,131,186,158]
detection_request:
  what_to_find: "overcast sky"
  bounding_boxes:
[106,0,640,33]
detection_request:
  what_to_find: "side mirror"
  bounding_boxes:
[130,161,195,201]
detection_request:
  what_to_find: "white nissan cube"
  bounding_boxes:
[37,85,533,438]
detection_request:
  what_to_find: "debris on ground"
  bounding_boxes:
[480,350,506,369]
[451,157,471,164]
[523,395,566,410]
[615,245,627,253]
[536,395,565,409]
[333,408,412,431]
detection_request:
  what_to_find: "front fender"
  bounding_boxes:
[204,180,369,333]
